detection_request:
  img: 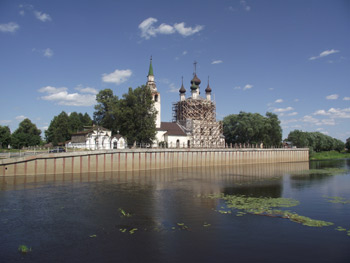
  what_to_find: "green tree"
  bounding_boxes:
[223,111,282,146]
[287,130,308,148]
[93,89,119,133]
[11,118,42,149]
[346,137,350,152]
[0,125,11,148]
[264,112,282,147]
[45,111,70,145]
[68,112,83,134]
[118,86,156,146]
[287,130,345,152]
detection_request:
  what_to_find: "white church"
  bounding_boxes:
[147,58,225,148]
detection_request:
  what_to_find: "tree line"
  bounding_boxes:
[0,85,156,149]
[287,130,345,152]
[0,112,92,149]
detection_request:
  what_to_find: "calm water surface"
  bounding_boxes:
[1,160,350,263]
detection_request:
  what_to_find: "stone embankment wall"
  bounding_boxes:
[0,148,309,177]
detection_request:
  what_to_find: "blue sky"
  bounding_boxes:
[1,0,349,141]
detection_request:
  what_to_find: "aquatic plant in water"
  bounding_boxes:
[18,245,31,254]
[323,196,350,204]
[206,194,333,228]
[291,168,348,176]
[118,208,132,218]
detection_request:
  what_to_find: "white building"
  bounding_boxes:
[66,126,126,150]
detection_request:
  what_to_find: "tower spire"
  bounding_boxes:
[148,56,154,76]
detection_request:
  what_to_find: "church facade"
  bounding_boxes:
[146,59,225,148]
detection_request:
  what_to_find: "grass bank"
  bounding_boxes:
[310,151,350,160]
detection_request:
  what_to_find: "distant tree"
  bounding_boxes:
[118,86,156,146]
[80,113,93,127]
[45,111,70,146]
[223,111,282,146]
[11,118,42,148]
[68,112,83,134]
[93,89,120,133]
[0,125,11,148]
[287,130,308,148]
[264,112,282,147]
[287,130,345,152]
[346,137,350,152]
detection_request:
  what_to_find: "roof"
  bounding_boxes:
[157,122,187,136]
[148,57,154,76]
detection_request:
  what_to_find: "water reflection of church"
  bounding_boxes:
[148,58,225,148]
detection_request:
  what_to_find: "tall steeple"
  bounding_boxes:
[146,56,156,92]
[148,56,154,76]
[145,56,161,128]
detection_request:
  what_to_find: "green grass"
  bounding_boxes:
[310,151,350,160]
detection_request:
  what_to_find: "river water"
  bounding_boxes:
[0,160,349,262]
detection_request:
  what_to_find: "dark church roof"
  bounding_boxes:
[157,122,186,136]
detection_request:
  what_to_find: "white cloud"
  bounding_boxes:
[326,94,338,100]
[174,22,203,37]
[182,51,187,55]
[240,0,251,11]
[243,84,253,90]
[38,85,96,106]
[288,112,298,116]
[102,69,132,85]
[34,11,52,22]
[0,22,20,33]
[139,17,204,39]
[43,48,53,58]
[168,83,178,93]
[234,86,241,90]
[309,49,339,60]
[269,88,274,91]
[343,97,350,101]
[212,60,223,64]
[75,86,98,94]
[275,99,283,103]
[294,98,299,102]
[273,106,294,113]
[314,108,350,119]
[15,115,27,121]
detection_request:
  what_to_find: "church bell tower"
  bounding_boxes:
[146,57,161,128]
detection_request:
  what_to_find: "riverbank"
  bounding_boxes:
[310,150,350,160]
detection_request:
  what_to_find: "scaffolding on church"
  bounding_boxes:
[172,99,225,148]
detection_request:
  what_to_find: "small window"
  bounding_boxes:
[154,94,158,102]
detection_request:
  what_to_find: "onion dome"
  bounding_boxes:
[190,82,198,90]
[205,76,212,93]
[179,77,186,93]
[191,74,201,85]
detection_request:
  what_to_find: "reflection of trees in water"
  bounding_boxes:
[290,159,349,190]
[310,159,348,170]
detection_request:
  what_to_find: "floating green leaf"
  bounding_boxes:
[324,196,350,204]
[118,208,132,218]
[203,222,211,227]
[335,226,347,232]
[18,245,31,254]
[129,228,138,234]
[89,234,97,238]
